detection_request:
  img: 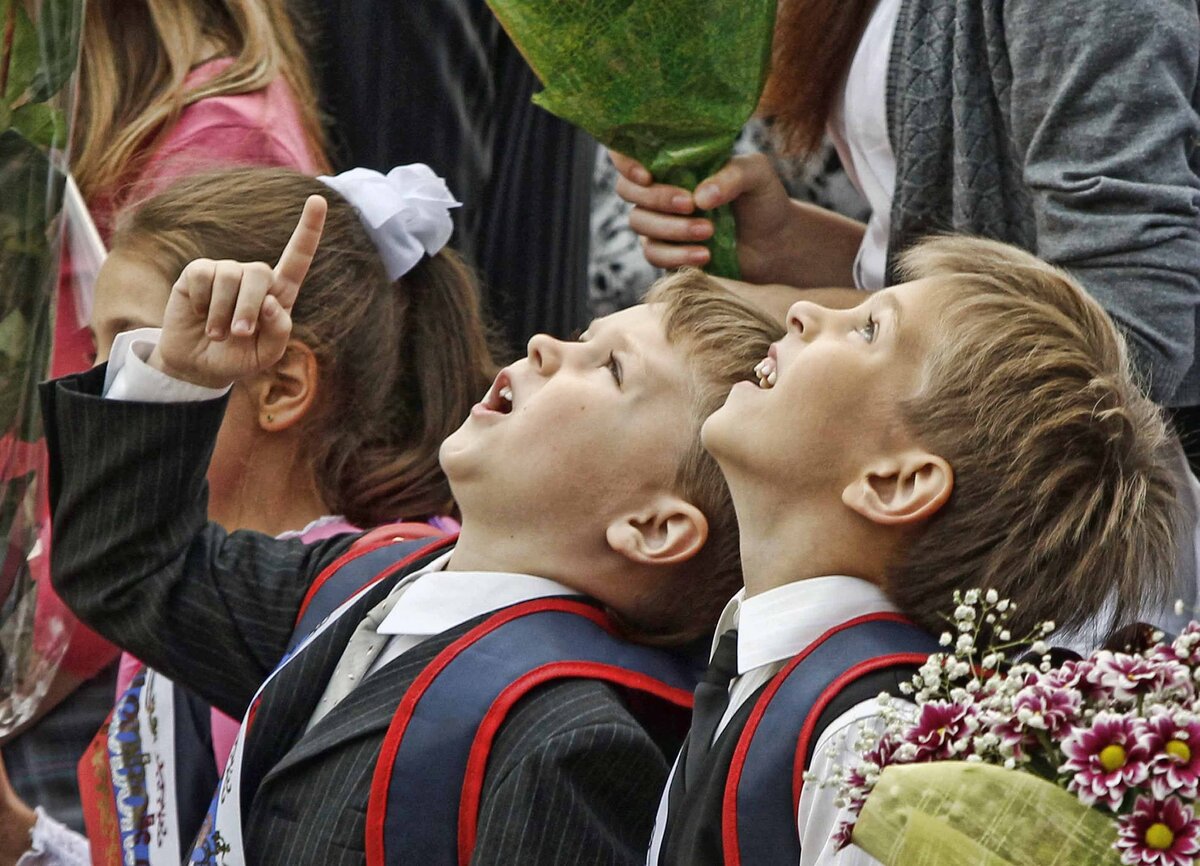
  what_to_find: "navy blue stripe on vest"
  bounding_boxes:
[172,684,220,860]
[732,618,938,865]
[375,600,701,865]
[289,538,448,650]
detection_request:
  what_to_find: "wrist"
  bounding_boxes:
[744,200,864,288]
[0,798,35,865]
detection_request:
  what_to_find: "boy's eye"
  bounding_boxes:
[607,351,623,386]
[857,315,878,343]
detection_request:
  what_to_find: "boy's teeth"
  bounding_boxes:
[499,386,513,402]
[754,357,776,389]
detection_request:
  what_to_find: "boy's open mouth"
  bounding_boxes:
[479,371,515,414]
[753,352,777,389]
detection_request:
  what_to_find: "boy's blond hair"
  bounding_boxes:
[890,237,1178,639]
[640,271,784,641]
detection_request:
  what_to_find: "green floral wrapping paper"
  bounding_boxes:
[485,0,777,278]
[852,763,1122,866]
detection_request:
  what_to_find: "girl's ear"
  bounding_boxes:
[249,340,319,432]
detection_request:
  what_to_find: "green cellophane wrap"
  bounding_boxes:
[852,763,1122,866]
[485,0,777,279]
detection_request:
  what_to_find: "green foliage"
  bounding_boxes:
[0,0,81,444]
[487,0,777,278]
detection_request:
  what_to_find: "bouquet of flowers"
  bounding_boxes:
[833,591,1200,866]
[485,0,777,278]
[0,0,84,734]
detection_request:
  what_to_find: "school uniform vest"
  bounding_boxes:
[168,535,700,866]
[77,524,447,866]
[656,614,939,866]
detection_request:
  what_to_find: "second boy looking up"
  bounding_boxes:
[651,238,1179,865]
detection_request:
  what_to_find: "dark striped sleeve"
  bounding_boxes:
[41,367,357,719]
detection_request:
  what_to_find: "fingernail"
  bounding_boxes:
[689,249,710,265]
[232,320,252,335]
[690,222,711,240]
[635,167,652,184]
[208,326,224,339]
[671,194,692,211]
[696,184,718,208]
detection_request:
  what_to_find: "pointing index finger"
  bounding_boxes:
[272,195,327,310]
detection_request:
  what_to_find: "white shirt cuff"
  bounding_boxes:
[103,328,231,402]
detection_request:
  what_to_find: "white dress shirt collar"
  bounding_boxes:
[376,550,584,638]
[714,576,899,675]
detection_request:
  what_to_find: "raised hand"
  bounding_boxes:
[149,195,328,389]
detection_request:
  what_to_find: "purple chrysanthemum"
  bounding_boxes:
[902,701,977,762]
[994,682,1082,748]
[1116,796,1200,866]
[1145,713,1200,801]
[1062,712,1153,810]
[1088,652,1185,703]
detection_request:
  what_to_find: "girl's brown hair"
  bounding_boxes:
[759,0,877,156]
[73,0,329,201]
[112,166,498,526]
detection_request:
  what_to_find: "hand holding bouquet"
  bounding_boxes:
[485,0,776,278]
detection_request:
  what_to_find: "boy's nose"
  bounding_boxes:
[786,300,825,339]
[526,333,563,374]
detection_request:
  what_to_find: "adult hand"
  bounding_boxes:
[610,152,796,282]
[611,151,865,288]
[149,195,328,389]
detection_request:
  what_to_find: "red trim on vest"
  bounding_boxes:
[78,710,120,866]
[721,611,920,866]
[791,652,929,812]
[353,522,448,549]
[365,598,610,866]
[457,662,695,865]
[294,533,457,627]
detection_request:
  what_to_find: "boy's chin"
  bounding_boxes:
[438,429,482,480]
[700,404,737,458]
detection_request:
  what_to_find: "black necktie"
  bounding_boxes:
[683,629,740,786]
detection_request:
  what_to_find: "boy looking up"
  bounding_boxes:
[651,237,1178,865]
[41,197,782,866]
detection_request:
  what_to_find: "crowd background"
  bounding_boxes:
[0,0,1195,862]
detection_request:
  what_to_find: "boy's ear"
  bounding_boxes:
[605,497,709,567]
[842,450,953,527]
[247,341,319,432]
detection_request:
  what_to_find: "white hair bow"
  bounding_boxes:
[317,164,461,281]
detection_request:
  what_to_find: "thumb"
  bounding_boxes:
[694,154,778,210]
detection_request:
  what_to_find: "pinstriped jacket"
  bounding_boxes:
[42,367,677,865]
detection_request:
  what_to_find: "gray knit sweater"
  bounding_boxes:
[885,0,1200,405]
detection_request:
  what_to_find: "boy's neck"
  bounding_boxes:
[732,489,893,599]
[446,517,581,584]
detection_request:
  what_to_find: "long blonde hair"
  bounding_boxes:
[73,0,329,201]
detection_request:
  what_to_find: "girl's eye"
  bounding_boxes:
[857,315,878,343]
[607,351,623,386]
